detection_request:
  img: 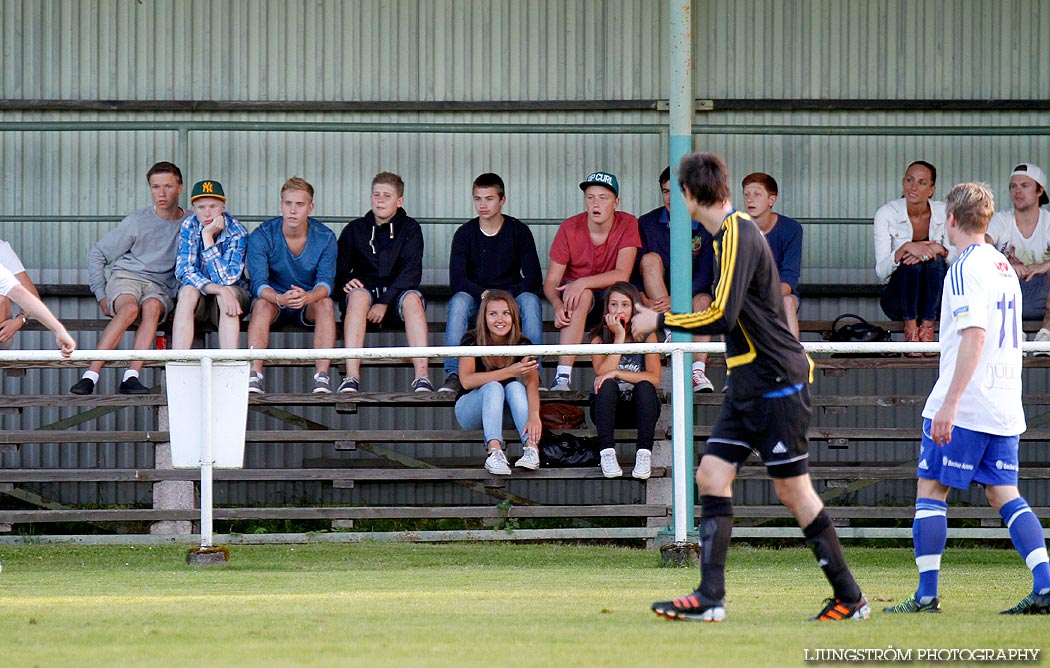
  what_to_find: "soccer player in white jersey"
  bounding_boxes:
[885,182,1050,615]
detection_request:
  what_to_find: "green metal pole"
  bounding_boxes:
[664,0,696,544]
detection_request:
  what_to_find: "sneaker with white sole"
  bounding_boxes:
[549,374,571,392]
[1034,328,1050,357]
[248,372,265,394]
[632,449,652,479]
[692,368,714,393]
[338,376,359,393]
[484,449,512,475]
[437,373,461,393]
[515,446,540,470]
[411,376,435,393]
[312,373,332,394]
[600,448,623,478]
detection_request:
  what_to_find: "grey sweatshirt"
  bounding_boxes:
[87,205,185,301]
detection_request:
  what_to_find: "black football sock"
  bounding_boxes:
[697,494,734,601]
[803,509,862,602]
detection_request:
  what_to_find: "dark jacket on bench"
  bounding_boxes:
[335,208,423,314]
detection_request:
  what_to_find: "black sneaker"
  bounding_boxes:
[883,594,941,613]
[651,590,726,622]
[810,597,871,621]
[1001,592,1050,615]
[437,373,461,394]
[118,376,150,395]
[70,377,95,395]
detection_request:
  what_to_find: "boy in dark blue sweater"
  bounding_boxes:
[335,172,431,393]
[438,173,543,393]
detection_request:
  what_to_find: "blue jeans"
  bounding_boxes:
[454,380,530,447]
[1018,274,1049,321]
[443,291,543,378]
[880,258,947,322]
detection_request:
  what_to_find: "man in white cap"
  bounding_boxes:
[985,163,1050,345]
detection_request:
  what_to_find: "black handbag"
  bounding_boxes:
[828,313,891,357]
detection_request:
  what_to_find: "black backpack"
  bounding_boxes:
[828,313,892,357]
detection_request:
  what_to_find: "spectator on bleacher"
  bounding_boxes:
[985,163,1050,343]
[588,282,661,480]
[453,290,542,475]
[633,167,716,393]
[544,171,640,392]
[438,173,543,394]
[171,180,250,350]
[0,239,42,350]
[335,172,432,393]
[246,177,337,394]
[0,264,75,357]
[874,161,950,349]
[742,172,803,338]
[71,161,188,395]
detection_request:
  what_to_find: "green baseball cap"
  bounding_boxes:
[190,180,226,202]
[579,171,619,196]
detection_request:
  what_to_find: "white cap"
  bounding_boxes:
[1011,163,1049,206]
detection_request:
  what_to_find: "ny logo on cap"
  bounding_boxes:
[202,182,214,193]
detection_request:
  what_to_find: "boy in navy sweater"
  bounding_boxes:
[335,172,431,393]
[438,173,543,393]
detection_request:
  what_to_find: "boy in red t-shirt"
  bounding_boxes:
[542,171,640,391]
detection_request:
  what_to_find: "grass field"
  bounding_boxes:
[0,542,1045,667]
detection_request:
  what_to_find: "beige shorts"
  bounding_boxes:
[106,273,174,320]
[189,285,251,326]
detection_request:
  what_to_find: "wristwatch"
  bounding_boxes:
[19,313,28,326]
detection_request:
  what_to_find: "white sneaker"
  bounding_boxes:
[600,448,623,478]
[692,368,714,393]
[549,374,572,392]
[632,449,652,479]
[515,446,540,470]
[1035,328,1050,356]
[484,449,512,475]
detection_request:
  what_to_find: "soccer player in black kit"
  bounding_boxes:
[633,153,869,622]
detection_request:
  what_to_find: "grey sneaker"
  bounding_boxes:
[515,446,540,470]
[549,374,571,392]
[438,373,462,393]
[485,449,512,475]
[411,376,435,393]
[337,376,359,393]
[600,448,623,478]
[312,372,332,394]
[248,372,265,394]
[632,449,652,479]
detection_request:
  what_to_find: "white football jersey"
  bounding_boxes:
[922,243,1026,435]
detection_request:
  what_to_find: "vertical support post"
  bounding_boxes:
[670,350,690,542]
[666,0,696,541]
[199,356,214,549]
[177,127,189,179]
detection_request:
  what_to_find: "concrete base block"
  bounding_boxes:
[187,546,229,566]
[659,541,700,567]
[332,520,355,529]
[151,437,196,535]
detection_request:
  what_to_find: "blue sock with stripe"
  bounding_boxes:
[999,497,1050,595]
[913,498,948,602]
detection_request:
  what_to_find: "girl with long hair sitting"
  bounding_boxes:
[454,290,542,475]
[588,281,662,479]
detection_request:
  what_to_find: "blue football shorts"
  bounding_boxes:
[917,417,1020,489]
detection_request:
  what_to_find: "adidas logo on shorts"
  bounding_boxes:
[772,441,788,455]
[918,459,929,470]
